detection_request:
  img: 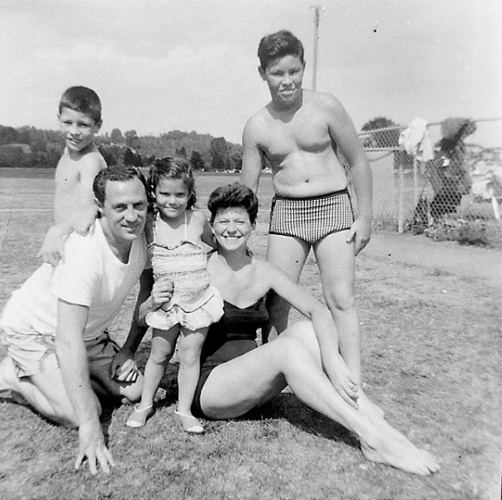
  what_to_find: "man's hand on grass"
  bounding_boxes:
[75,422,115,475]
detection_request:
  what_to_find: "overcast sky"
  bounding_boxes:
[1,0,501,146]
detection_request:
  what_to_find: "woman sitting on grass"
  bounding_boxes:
[135,183,440,476]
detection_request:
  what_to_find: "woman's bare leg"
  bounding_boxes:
[285,323,439,474]
[199,325,440,475]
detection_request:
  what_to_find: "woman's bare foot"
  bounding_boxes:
[359,414,440,475]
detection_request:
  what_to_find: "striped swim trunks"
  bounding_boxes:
[269,189,354,245]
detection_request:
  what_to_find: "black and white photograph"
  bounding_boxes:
[0,1,500,499]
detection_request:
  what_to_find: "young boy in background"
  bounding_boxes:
[240,30,372,396]
[40,86,107,265]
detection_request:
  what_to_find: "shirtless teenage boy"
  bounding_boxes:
[40,86,107,265]
[240,30,372,387]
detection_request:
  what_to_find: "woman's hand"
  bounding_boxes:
[325,355,359,409]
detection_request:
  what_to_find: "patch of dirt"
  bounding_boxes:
[365,231,502,288]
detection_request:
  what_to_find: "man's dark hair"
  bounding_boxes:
[93,165,147,205]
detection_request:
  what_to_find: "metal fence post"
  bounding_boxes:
[398,160,404,233]
[413,157,418,207]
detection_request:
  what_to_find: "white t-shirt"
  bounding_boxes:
[2,222,147,342]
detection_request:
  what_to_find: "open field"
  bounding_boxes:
[0,169,501,499]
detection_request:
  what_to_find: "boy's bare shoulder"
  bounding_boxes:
[56,148,106,177]
[79,148,107,171]
[55,149,69,169]
[243,107,273,149]
[244,106,271,131]
[305,89,343,112]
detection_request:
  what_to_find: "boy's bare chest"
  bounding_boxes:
[260,115,331,160]
[55,163,80,191]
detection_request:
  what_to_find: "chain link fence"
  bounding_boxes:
[357,119,502,246]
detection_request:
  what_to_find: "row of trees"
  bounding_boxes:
[0,126,63,169]
[0,117,402,170]
[0,124,243,171]
[360,117,400,148]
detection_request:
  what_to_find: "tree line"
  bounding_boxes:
[0,124,243,171]
[0,117,404,171]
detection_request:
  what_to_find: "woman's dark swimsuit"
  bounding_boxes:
[191,298,269,418]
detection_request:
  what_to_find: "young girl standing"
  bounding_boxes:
[127,157,223,433]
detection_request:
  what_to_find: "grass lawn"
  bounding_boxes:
[0,169,501,500]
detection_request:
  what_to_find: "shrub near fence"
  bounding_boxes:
[359,119,502,247]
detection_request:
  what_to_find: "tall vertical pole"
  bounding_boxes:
[311,5,323,91]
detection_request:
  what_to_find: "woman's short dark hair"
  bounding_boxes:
[207,183,259,224]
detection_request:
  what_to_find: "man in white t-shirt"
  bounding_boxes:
[0,165,149,475]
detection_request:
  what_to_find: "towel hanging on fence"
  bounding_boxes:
[440,117,476,141]
[399,117,434,162]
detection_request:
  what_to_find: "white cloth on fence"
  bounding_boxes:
[398,117,434,162]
